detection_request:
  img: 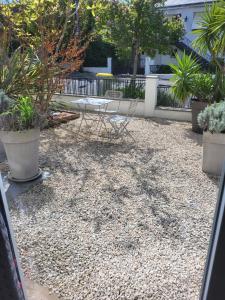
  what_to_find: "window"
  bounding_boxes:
[192,12,203,30]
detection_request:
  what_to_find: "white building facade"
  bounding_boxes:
[144,0,213,75]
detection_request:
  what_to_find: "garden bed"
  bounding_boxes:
[47,111,80,128]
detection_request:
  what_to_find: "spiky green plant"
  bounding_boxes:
[0,93,41,131]
[198,101,225,133]
[193,1,225,72]
[170,52,200,103]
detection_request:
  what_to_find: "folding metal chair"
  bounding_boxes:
[95,95,122,138]
[102,98,138,142]
[105,90,123,99]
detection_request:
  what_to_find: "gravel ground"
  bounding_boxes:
[9,117,218,300]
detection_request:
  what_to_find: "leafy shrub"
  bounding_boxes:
[170,53,224,104]
[0,94,41,131]
[157,89,181,107]
[198,101,225,133]
[191,74,214,102]
[84,40,115,67]
[158,65,172,74]
[120,83,145,99]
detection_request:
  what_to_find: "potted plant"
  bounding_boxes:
[0,90,11,161]
[170,53,215,133]
[190,73,214,133]
[0,93,42,181]
[198,101,225,176]
[0,0,88,181]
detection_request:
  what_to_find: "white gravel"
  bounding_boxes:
[9,117,219,300]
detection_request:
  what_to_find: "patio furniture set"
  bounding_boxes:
[72,95,138,142]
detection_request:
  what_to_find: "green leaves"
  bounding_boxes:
[191,73,214,102]
[0,45,40,99]
[16,96,34,126]
[94,0,184,74]
[170,52,200,102]
[0,91,40,131]
[193,1,225,69]
[198,101,225,133]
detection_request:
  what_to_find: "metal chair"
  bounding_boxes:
[102,98,138,142]
[105,90,123,99]
[94,91,123,138]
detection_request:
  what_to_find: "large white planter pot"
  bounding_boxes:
[202,132,225,176]
[0,128,41,182]
[0,139,6,162]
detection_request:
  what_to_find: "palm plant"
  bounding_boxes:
[0,47,39,99]
[193,1,225,73]
[169,52,200,102]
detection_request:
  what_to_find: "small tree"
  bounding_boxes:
[92,0,184,77]
[0,0,89,113]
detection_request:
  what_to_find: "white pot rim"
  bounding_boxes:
[0,127,40,133]
[0,128,40,144]
[203,131,225,145]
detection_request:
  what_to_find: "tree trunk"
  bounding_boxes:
[74,0,80,36]
[132,40,139,79]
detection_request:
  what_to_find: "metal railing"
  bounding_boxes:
[157,85,191,109]
[182,36,211,62]
[59,77,146,100]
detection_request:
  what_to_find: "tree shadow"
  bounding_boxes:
[146,117,174,126]
[78,140,136,163]
[183,128,203,146]
[7,181,55,218]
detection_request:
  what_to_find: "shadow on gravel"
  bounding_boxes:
[78,140,136,162]
[8,183,55,218]
[183,128,203,146]
[147,118,173,126]
[112,150,181,239]
[206,174,221,187]
[41,125,182,240]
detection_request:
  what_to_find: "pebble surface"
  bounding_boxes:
[9,117,218,300]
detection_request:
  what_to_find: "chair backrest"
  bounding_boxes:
[127,98,138,117]
[105,90,123,99]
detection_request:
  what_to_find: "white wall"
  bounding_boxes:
[53,94,145,117]
[83,57,112,74]
[166,3,206,42]
[144,2,210,75]
[53,76,191,122]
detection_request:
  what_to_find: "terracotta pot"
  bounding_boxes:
[191,100,208,134]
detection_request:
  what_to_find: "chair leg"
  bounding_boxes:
[76,112,85,140]
[117,121,135,143]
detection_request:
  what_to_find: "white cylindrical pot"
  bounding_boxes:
[0,139,6,162]
[0,128,40,182]
[203,132,225,176]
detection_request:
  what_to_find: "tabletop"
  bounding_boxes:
[71,98,114,106]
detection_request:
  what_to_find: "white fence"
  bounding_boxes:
[53,76,191,122]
